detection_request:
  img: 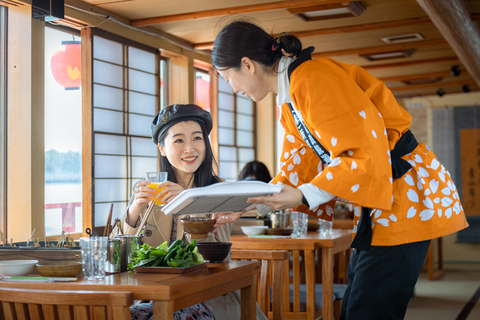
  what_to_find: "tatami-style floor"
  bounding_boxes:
[405,268,480,320]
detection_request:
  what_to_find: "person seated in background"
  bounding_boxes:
[238,160,272,183]
[118,104,267,320]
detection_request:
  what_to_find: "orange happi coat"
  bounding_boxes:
[271,55,468,246]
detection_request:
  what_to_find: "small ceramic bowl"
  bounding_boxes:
[0,260,38,276]
[240,226,268,236]
[196,242,232,263]
[36,261,82,277]
[181,217,216,239]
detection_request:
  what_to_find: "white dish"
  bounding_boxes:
[241,226,268,236]
[0,260,38,276]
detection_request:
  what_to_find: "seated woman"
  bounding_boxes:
[119,104,267,320]
[238,161,272,183]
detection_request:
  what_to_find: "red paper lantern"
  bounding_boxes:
[50,40,81,90]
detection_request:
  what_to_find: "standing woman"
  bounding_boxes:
[119,104,267,320]
[211,21,468,320]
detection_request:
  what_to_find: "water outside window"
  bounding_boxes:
[44,27,82,236]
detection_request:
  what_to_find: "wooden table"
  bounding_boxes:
[230,229,353,320]
[0,260,259,320]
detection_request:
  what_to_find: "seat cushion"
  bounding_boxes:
[287,283,348,311]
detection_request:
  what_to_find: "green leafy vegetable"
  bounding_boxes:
[128,239,204,270]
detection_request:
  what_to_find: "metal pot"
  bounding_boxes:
[269,210,293,229]
[112,235,144,272]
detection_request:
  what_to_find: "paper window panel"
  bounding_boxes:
[236,114,253,131]
[129,69,156,95]
[94,60,123,88]
[131,137,157,157]
[131,156,158,179]
[95,134,126,155]
[129,91,156,115]
[237,131,253,147]
[218,128,234,145]
[93,84,123,111]
[218,77,233,94]
[94,178,128,202]
[93,109,124,133]
[238,148,255,162]
[94,155,127,178]
[236,97,253,115]
[94,202,127,227]
[218,110,234,128]
[93,36,123,64]
[219,146,237,161]
[219,162,237,181]
[218,92,234,111]
[128,47,155,73]
[128,113,152,136]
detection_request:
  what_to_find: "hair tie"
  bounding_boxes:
[272,32,289,51]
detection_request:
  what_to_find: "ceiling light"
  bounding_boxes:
[289,1,366,22]
[437,88,446,97]
[462,84,471,93]
[381,33,424,44]
[451,65,461,76]
[360,49,415,61]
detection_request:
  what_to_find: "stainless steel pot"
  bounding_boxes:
[112,235,144,272]
[269,210,293,229]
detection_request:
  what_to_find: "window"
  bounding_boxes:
[195,68,210,111]
[90,31,166,231]
[217,77,255,181]
[0,6,7,234]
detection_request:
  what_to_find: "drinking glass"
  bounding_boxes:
[291,211,308,238]
[319,219,333,237]
[80,236,108,280]
[145,172,168,205]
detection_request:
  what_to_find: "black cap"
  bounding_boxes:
[151,104,213,144]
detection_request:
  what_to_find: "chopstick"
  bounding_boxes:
[135,201,155,237]
[103,204,114,237]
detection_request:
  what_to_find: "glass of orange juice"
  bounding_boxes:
[145,172,168,206]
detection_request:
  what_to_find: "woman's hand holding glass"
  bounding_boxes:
[133,180,185,206]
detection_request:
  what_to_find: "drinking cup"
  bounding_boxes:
[80,236,108,280]
[145,172,168,205]
[291,211,308,239]
[319,219,333,237]
[105,238,122,273]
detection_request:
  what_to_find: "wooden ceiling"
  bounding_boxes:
[72,0,480,99]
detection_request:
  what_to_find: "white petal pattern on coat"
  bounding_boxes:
[419,209,434,221]
[315,131,321,139]
[389,214,397,222]
[371,129,377,139]
[326,205,334,216]
[284,152,289,160]
[441,197,453,207]
[348,150,354,156]
[293,154,301,165]
[430,158,440,170]
[286,135,295,143]
[351,184,359,193]
[414,154,423,163]
[330,157,341,167]
[429,179,439,193]
[423,197,434,209]
[287,164,294,171]
[289,172,299,186]
[351,160,357,170]
[354,206,360,217]
[407,206,417,218]
[404,174,415,186]
[359,110,366,119]
[377,219,389,227]
[331,137,337,146]
[374,209,382,219]
[407,189,419,202]
[326,172,333,180]
[445,208,452,218]
[418,167,430,178]
[437,208,442,218]
[441,187,451,196]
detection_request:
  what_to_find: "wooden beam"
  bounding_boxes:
[394,86,479,99]
[416,0,480,86]
[390,79,476,91]
[362,56,459,70]
[379,69,469,82]
[312,38,447,58]
[130,0,351,27]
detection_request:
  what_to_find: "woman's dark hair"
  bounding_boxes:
[238,161,272,183]
[158,121,220,187]
[212,20,302,71]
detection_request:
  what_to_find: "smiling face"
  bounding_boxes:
[217,57,276,102]
[158,121,206,181]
